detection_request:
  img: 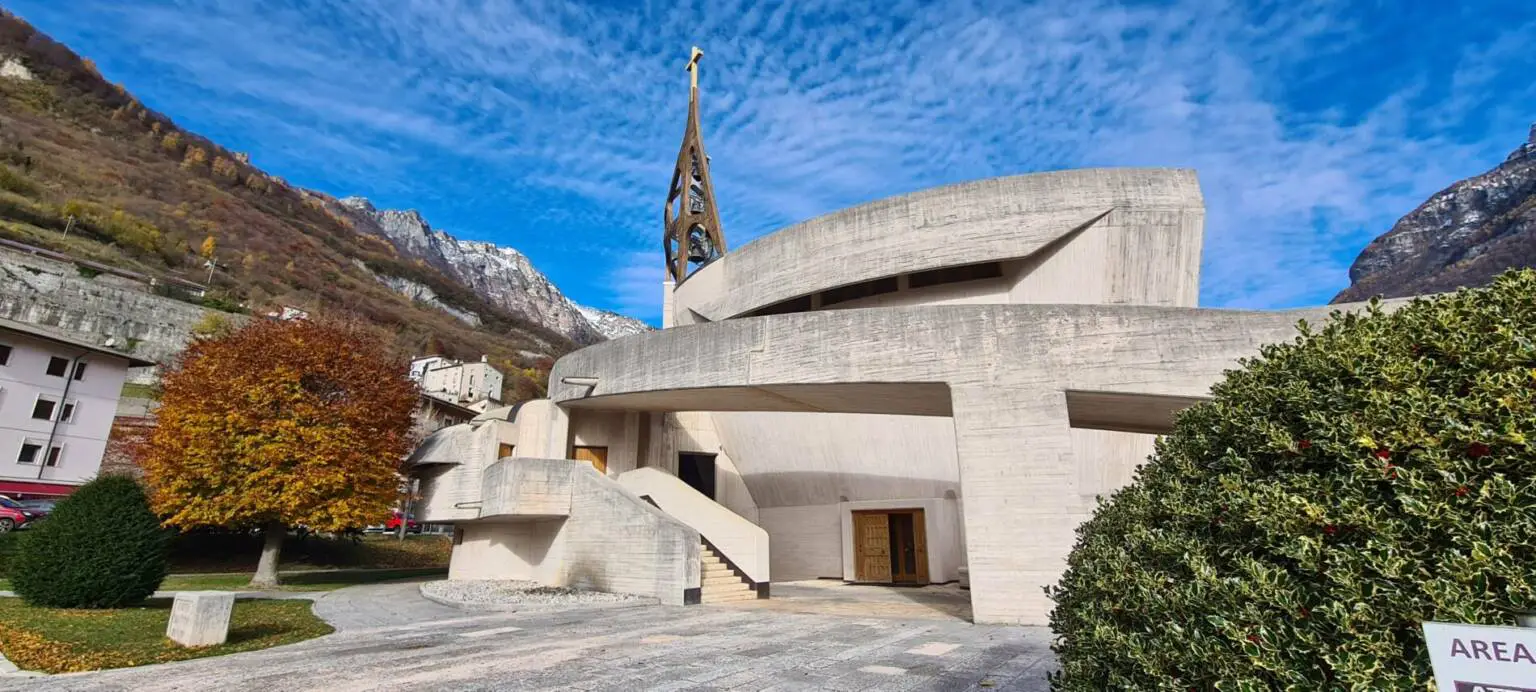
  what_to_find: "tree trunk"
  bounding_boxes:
[251,521,285,588]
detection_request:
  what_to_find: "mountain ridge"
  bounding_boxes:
[328,194,649,343]
[1333,124,1536,303]
[0,8,644,399]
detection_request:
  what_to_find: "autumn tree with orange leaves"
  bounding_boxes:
[139,318,418,587]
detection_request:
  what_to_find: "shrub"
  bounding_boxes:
[9,476,169,608]
[0,164,37,196]
[0,531,17,577]
[1048,269,1536,690]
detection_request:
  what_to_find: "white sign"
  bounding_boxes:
[1423,621,1536,692]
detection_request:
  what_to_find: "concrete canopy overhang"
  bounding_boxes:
[549,303,1357,411]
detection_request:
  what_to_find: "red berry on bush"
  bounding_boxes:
[1246,634,1260,644]
[1298,607,1310,618]
[1467,442,1490,458]
[1455,485,1469,497]
[1374,448,1392,459]
[1323,524,1337,535]
[1298,439,1312,450]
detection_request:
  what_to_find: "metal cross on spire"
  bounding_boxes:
[663,46,727,283]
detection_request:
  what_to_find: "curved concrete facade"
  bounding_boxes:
[419,167,1392,625]
[548,302,1363,624]
[672,168,1203,322]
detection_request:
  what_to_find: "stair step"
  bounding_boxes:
[702,562,733,573]
[704,590,759,603]
[703,589,749,601]
[703,575,744,586]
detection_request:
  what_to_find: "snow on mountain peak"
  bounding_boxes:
[332,196,650,345]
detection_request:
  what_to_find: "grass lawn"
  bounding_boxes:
[170,533,452,574]
[119,381,158,399]
[0,567,445,593]
[0,598,333,674]
[162,567,447,591]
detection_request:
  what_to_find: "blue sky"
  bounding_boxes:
[8,0,1534,323]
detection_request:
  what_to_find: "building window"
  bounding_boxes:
[746,294,813,318]
[820,276,899,307]
[46,356,68,377]
[15,440,61,467]
[31,396,57,421]
[73,362,87,381]
[60,401,77,423]
[0,344,11,365]
[498,443,515,459]
[907,261,1004,289]
[17,441,42,464]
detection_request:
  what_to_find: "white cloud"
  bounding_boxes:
[26,0,1535,321]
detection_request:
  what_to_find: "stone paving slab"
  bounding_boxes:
[0,583,1054,691]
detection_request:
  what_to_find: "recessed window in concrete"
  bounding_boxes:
[747,294,813,317]
[820,276,899,307]
[907,261,1003,289]
[678,452,716,500]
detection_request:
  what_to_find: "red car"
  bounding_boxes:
[0,496,42,532]
[384,511,420,533]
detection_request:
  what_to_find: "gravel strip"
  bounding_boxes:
[420,580,652,609]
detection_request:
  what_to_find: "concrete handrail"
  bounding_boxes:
[618,467,770,584]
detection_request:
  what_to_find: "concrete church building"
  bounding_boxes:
[408,49,1375,625]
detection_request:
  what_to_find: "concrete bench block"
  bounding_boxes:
[167,591,236,647]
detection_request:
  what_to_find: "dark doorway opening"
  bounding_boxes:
[678,452,717,500]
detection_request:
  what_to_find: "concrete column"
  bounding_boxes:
[547,405,572,460]
[662,280,676,329]
[618,411,641,474]
[949,384,1086,625]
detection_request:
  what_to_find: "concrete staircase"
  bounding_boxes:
[700,542,757,603]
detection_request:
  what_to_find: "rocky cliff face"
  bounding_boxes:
[331,196,651,343]
[0,247,232,381]
[1333,124,1536,303]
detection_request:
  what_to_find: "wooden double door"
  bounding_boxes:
[852,509,928,584]
[572,446,608,474]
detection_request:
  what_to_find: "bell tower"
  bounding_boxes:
[663,46,728,284]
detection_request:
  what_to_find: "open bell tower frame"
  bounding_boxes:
[663,46,728,283]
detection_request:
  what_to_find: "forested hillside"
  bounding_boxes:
[0,10,569,398]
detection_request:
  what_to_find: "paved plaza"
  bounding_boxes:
[0,582,1055,691]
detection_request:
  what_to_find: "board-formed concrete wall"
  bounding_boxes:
[447,458,702,605]
[548,301,1387,624]
[619,467,769,584]
[671,168,1202,322]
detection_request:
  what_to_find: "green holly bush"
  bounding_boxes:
[1048,269,1536,690]
[10,475,169,608]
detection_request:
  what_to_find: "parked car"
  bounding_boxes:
[0,496,43,532]
[384,511,421,534]
[17,499,55,515]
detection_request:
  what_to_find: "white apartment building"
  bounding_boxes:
[409,355,503,406]
[0,318,152,499]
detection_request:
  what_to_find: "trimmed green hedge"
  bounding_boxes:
[1048,269,1536,689]
[0,531,16,577]
[10,476,169,608]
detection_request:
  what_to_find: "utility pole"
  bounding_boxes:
[61,215,75,240]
